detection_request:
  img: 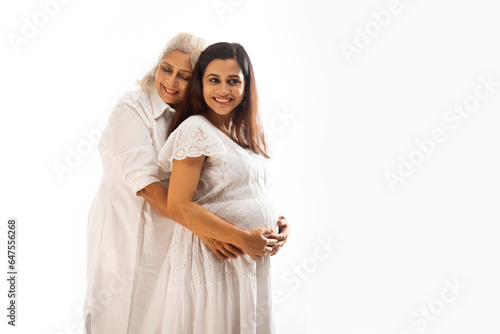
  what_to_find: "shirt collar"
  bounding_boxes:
[151,88,175,119]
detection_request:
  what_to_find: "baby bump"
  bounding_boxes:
[201,197,278,233]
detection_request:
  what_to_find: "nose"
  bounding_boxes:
[218,82,230,95]
[166,73,178,87]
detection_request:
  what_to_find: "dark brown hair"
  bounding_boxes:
[168,42,268,158]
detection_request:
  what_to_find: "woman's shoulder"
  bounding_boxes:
[180,114,211,126]
[175,115,216,135]
[159,115,226,169]
[169,115,226,153]
[114,88,151,110]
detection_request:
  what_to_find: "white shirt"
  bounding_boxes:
[84,88,176,334]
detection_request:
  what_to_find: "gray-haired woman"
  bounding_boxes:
[84,32,289,334]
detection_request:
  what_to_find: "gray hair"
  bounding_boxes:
[138,32,209,95]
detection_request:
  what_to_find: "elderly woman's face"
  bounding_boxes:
[155,50,192,105]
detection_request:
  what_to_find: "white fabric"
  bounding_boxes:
[84,88,177,334]
[157,115,278,334]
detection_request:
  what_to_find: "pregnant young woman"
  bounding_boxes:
[158,42,282,333]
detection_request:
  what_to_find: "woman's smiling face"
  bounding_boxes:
[202,58,245,117]
[154,50,192,106]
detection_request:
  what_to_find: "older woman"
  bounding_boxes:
[84,33,289,334]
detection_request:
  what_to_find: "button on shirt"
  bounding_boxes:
[84,88,176,334]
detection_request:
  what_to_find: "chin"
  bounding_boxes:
[211,109,233,116]
[163,96,180,105]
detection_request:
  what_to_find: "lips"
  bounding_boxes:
[162,85,179,95]
[213,97,232,104]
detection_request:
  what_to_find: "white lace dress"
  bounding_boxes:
[157,115,277,334]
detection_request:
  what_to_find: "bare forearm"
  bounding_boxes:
[169,201,245,246]
[139,182,239,243]
[138,182,169,218]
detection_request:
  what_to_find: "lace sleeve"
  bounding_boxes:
[157,116,226,172]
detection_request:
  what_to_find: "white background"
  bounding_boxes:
[1,0,499,333]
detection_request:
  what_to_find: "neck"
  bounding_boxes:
[203,109,232,132]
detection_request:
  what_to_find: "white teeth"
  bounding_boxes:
[215,97,231,103]
[165,87,177,93]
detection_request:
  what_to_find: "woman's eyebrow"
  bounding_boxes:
[161,61,192,74]
[206,73,241,78]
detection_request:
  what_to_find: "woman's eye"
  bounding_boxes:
[162,67,172,73]
[179,75,191,81]
[229,79,241,85]
[209,78,220,83]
